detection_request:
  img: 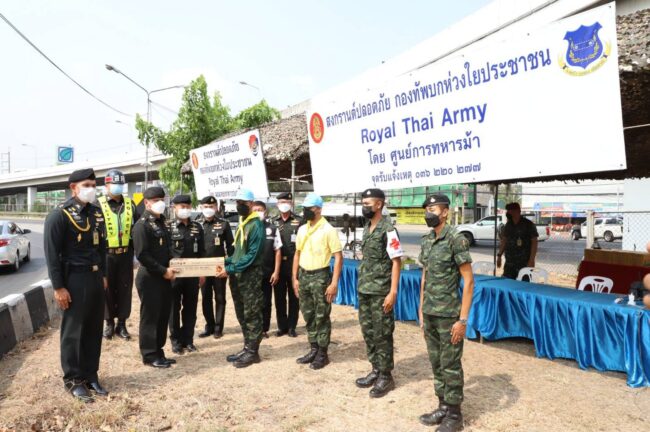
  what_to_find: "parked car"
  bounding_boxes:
[572,217,623,242]
[0,220,31,272]
[455,214,549,246]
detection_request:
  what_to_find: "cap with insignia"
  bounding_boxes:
[277,192,293,200]
[200,196,217,205]
[143,186,165,199]
[422,194,450,208]
[68,168,96,183]
[362,188,385,200]
[172,194,192,205]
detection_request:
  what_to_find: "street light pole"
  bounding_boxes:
[239,81,262,100]
[105,64,184,188]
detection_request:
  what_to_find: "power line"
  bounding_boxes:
[0,12,131,117]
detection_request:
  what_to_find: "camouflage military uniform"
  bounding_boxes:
[299,269,332,347]
[501,217,538,279]
[358,216,398,373]
[225,218,265,344]
[419,224,472,406]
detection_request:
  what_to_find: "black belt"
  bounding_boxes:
[68,264,99,273]
[300,266,330,275]
[107,247,128,254]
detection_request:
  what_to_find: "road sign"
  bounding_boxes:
[57,146,74,164]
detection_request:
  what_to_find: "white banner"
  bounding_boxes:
[306,3,625,195]
[190,130,269,200]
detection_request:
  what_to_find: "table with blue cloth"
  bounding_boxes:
[334,258,650,387]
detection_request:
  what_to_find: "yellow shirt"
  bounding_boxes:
[296,218,342,271]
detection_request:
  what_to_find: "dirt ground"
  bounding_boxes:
[1,286,649,432]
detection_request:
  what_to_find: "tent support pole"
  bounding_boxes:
[493,183,499,276]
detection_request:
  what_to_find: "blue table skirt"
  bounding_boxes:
[334,258,650,387]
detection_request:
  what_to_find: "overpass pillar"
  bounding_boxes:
[26,186,37,213]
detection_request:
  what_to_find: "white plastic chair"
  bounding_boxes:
[578,276,614,294]
[516,267,549,284]
[472,261,495,275]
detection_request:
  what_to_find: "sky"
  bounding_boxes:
[0,0,493,172]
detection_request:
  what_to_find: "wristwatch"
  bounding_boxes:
[458,319,468,325]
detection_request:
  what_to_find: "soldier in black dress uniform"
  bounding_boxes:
[44,168,108,402]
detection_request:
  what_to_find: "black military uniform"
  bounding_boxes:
[44,168,107,402]
[260,212,283,335]
[132,186,174,368]
[271,192,303,337]
[167,194,205,353]
[196,196,235,338]
[98,169,140,340]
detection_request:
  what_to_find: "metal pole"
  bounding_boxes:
[291,159,296,204]
[144,93,150,189]
[586,210,595,249]
[493,184,499,276]
[353,192,358,259]
[473,184,478,222]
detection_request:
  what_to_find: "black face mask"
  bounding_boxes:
[362,205,376,219]
[424,212,441,228]
[236,203,250,217]
[303,208,316,221]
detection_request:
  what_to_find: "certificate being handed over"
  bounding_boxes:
[169,257,225,278]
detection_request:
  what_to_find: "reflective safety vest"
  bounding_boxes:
[98,195,133,248]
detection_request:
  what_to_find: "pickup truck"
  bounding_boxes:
[455,215,549,245]
[571,217,623,242]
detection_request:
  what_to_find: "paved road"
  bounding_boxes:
[0,219,48,298]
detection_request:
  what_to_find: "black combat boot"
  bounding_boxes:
[115,321,131,340]
[296,343,319,364]
[309,346,329,370]
[355,369,379,388]
[226,345,247,362]
[369,372,395,398]
[436,404,463,432]
[233,342,261,368]
[102,320,114,340]
[419,397,449,426]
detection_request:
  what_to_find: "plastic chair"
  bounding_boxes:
[516,267,549,284]
[578,276,614,294]
[472,261,495,275]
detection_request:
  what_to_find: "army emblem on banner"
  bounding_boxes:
[559,22,610,76]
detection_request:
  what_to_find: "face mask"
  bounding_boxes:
[424,211,441,228]
[258,213,266,221]
[77,187,96,203]
[236,203,250,217]
[361,205,376,219]
[151,200,166,215]
[108,184,124,195]
[303,208,316,221]
[278,203,291,213]
[506,213,513,221]
[176,208,192,219]
[202,208,216,218]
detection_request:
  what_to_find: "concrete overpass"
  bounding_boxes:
[0,151,169,211]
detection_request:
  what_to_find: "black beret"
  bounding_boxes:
[172,194,192,205]
[68,168,95,183]
[423,194,450,207]
[143,186,165,199]
[200,195,217,205]
[361,188,385,200]
[277,192,292,200]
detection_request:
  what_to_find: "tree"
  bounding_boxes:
[135,75,280,196]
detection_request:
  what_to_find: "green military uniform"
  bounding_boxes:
[299,268,333,346]
[419,224,472,406]
[358,216,399,373]
[501,217,538,279]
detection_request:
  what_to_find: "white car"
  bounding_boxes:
[0,220,32,271]
[577,217,623,242]
[455,214,549,245]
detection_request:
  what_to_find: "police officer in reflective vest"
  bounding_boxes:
[97,169,138,341]
[44,168,108,402]
[196,196,235,339]
[132,186,179,369]
[167,194,205,354]
[271,192,303,337]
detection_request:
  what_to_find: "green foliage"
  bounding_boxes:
[134,75,280,198]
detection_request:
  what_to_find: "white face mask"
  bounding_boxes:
[278,203,291,213]
[258,213,266,221]
[77,187,96,203]
[202,208,216,218]
[176,208,192,220]
[150,200,166,215]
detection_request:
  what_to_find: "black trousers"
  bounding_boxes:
[169,277,200,346]
[104,251,133,322]
[262,271,273,332]
[273,259,299,331]
[136,267,171,362]
[60,271,104,383]
[201,276,227,334]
